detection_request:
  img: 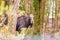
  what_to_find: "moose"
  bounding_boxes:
[16,13,34,32]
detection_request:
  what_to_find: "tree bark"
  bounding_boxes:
[7,0,21,34]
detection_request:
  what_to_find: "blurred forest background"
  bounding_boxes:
[0,0,60,40]
[0,0,60,38]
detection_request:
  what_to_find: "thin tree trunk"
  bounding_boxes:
[7,0,20,34]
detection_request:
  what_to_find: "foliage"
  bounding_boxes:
[0,1,5,15]
[19,0,25,10]
[33,0,40,34]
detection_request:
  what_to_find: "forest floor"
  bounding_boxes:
[41,31,60,40]
[0,32,60,40]
[0,33,40,40]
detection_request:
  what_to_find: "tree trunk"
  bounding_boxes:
[7,0,21,34]
[24,0,33,13]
